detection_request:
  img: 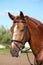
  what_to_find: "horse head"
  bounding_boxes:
[8,11,29,57]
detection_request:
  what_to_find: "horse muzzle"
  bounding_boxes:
[10,49,21,57]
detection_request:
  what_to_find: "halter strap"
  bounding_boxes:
[13,20,26,24]
[11,21,27,50]
[11,40,23,44]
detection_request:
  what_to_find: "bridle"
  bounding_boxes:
[11,19,28,50]
[11,19,34,65]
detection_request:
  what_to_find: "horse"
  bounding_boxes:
[8,11,43,65]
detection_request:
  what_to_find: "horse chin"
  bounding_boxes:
[11,53,19,57]
[18,50,21,56]
[15,51,21,57]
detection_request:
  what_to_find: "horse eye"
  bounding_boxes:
[13,21,16,23]
[20,29,24,32]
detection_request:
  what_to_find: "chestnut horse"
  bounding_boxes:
[8,11,43,65]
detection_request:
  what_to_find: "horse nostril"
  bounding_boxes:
[12,50,17,54]
[10,50,19,57]
[15,50,17,53]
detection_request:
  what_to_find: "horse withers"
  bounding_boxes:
[8,11,43,65]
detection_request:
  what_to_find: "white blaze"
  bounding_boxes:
[13,24,18,40]
[12,24,18,47]
[14,24,17,33]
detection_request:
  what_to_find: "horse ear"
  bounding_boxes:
[20,11,24,19]
[8,12,15,20]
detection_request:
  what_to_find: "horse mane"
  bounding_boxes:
[25,16,41,26]
[25,16,43,36]
[30,17,41,24]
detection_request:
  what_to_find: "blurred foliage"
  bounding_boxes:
[0,26,12,45]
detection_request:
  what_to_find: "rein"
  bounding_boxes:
[26,53,33,65]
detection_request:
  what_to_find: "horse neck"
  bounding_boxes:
[25,16,40,39]
[28,20,39,35]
